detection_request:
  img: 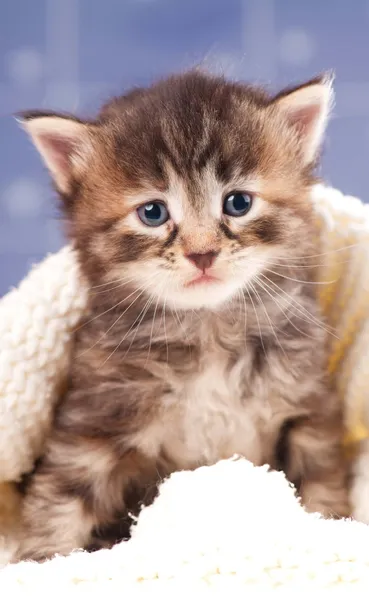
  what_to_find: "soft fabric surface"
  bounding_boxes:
[1,184,369,589]
[1,458,369,595]
[0,246,87,482]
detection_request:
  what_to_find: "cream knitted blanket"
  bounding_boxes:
[1,184,369,591]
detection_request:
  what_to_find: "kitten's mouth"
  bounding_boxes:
[185,274,219,288]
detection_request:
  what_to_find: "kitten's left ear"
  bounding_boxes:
[16,111,93,195]
[272,73,334,165]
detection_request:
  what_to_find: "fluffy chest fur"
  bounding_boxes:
[64,288,326,478]
[161,355,267,468]
[123,305,317,472]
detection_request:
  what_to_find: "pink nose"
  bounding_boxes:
[186,251,218,271]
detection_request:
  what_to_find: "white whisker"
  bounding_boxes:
[89,274,137,290]
[75,287,144,333]
[264,268,337,286]
[254,276,320,342]
[145,274,171,366]
[146,294,161,366]
[268,243,360,262]
[249,280,288,362]
[259,274,339,339]
[162,291,169,365]
[77,273,158,355]
[78,285,153,357]
[236,289,247,349]
[101,291,156,367]
[240,290,248,349]
[265,258,351,269]
[91,276,139,295]
[123,293,156,361]
[244,287,268,363]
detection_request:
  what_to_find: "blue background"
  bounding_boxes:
[1,0,369,295]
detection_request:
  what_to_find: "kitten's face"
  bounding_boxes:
[104,168,311,311]
[21,71,332,310]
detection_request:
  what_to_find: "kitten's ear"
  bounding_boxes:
[272,74,334,164]
[17,111,93,194]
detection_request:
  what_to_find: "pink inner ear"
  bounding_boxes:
[285,103,321,135]
[39,132,76,177]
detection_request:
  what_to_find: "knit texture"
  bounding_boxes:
[0,246,88,482]
[312,185,369,448]
[1,184,369,589]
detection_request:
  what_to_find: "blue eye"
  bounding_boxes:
[223,192,252,217]
[137,202,169,227]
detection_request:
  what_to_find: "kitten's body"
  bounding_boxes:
[71,280,324,472]
[17,71,349,561]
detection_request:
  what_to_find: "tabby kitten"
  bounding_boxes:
[17,70,349,561]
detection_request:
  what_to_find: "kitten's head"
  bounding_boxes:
[20,71,332,310]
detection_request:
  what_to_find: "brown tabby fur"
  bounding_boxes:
[17,71,349,561]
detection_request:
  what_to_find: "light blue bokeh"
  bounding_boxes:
[1,0,369,294]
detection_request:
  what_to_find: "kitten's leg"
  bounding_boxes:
[17,437,152,562]
[284,405,350,518]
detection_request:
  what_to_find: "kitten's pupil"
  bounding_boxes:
[223,192,252,217]
[137,201,169,227]
[145,203,156,214]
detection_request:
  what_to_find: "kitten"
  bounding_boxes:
[17,70,349,561]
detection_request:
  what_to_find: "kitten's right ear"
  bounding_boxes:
[16,111,93,194]
[272,73,334,165]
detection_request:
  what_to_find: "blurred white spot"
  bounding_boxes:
[3,179,45,218]
[43,82,80,111]
[279,29,315,66]
[6,48,43,85]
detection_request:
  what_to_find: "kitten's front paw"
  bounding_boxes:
[14,540,54,563]
[300,481,351,519]
[14,532,77,563]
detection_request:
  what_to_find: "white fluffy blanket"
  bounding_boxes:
[1,184,369,591]
[2,458,369,595]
